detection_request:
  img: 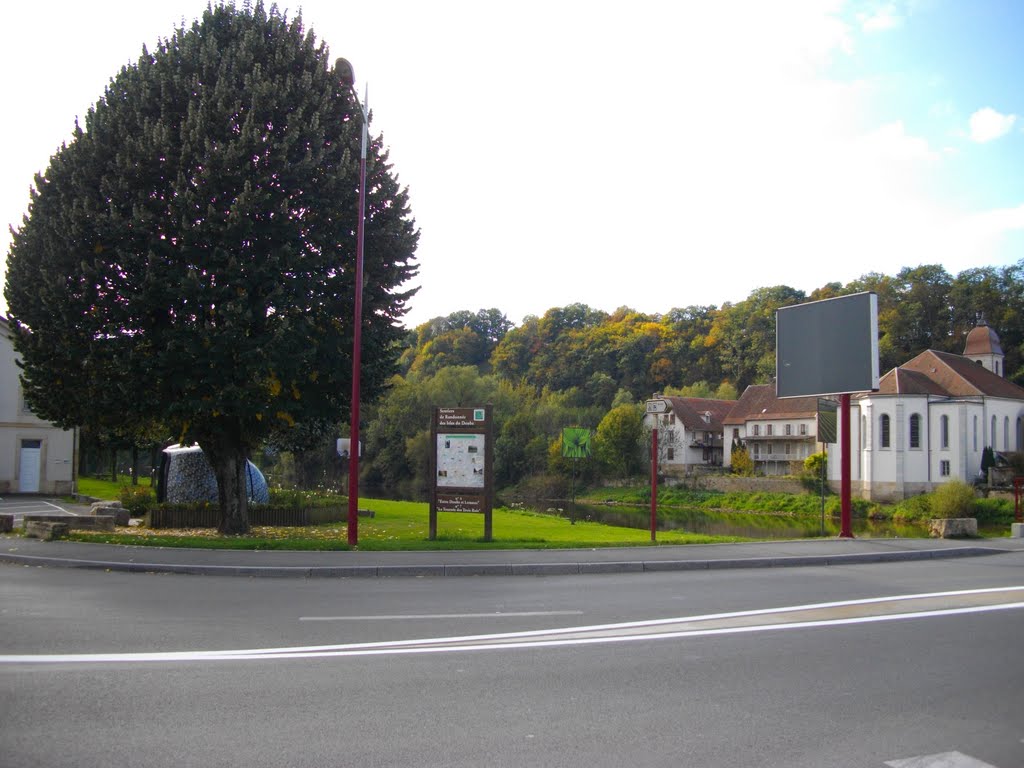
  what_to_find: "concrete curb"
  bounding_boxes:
[0,546,1008,578]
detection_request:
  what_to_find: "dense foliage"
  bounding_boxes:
[4,4,418,531]
[363,260,1024,495]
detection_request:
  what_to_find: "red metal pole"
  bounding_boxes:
[346,109,368,548]
[1015,478,1023,523]
[839,393,853,538]
[650,428,658,542]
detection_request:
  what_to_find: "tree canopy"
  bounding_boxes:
[4,3,418,532]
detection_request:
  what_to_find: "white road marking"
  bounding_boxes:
[300,611,585,621]
[886,750,999,767]
[2,586,1022,665]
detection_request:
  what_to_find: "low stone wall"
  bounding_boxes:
[22,514,116,532]
[665,475,807,495]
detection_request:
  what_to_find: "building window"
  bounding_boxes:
[669,413,676,424]
[733,428,740,440]
[940,415,949,449]
[800,423,807,436]
[973,415,978,452]
[940,460,950,477]
[667,445,675,460]
[765,442,773,456]
[752,424,760,436]
[992,416,997,449]
[880,415,890,448]
[784,442,792,455]
[752,443,761,458]
[1004,417,1010,450]
[785,424,792,436]
[767,424,774,436]
[910,414,921,449]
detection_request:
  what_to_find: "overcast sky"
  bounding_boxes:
[2,0,1022,328]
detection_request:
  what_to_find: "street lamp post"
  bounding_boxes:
[337,58,367,547]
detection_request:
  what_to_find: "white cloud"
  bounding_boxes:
[861,6,903,32]
[969,108,1018,143]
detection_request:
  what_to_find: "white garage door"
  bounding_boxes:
[19,440,42,493]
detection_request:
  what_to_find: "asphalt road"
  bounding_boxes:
[2,552,1024,767]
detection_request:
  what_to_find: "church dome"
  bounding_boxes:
[964,324,1003,356]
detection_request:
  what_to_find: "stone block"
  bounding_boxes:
[928,518,978,538]
[25,521,70,541]
[91,504,130,526]
[76,515,116,531]
[0,513,13,533]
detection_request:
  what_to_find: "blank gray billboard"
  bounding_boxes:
[776,292,879,398]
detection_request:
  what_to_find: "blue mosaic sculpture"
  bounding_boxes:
[158,445,270,504]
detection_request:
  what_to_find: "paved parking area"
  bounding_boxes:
[0,497,84,526]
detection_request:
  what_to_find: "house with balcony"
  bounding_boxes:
[722,384,824,475]
[0,316,77,494]
[642,396,735,471]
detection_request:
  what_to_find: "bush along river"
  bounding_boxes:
[552,501,940,539]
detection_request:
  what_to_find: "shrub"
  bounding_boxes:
[730,446,755,477]
[118,485,156,517]
[800,452,829,493]
[974,497,1014,526]
[929,480,978,519]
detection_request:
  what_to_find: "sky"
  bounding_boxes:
[2,0,1022,328]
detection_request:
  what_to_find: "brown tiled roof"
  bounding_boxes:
[964,325,1003,356]
[873,366,948,396]
[722,384,822,425]
[897,349,1024,400]
[663,397,735,431]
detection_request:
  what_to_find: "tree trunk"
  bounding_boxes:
[203,441,250,535]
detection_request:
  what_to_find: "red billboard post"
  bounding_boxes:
[650,428,658,542]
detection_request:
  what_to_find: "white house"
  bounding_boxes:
[0,316,77,494]
[642,396,735,471]
[831,323,1024,501]
[722,384,824,475]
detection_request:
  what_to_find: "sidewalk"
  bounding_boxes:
[2,533,1022,578]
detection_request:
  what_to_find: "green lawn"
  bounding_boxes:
[67,497,750,551]
[76,475,151,500]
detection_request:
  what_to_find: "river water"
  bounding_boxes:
[559,501,945,539]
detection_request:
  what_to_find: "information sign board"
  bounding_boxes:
[430,405,493,540]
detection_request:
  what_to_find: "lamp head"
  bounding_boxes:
[336,58,355,89]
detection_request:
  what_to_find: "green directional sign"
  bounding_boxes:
[562,427,593,459]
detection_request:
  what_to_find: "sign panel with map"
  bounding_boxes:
[436,433,486,488]
[430,405,493,540]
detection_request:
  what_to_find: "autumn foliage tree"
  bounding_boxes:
[4,4,418,532]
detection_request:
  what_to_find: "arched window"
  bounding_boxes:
[1005,417,1010,449]
[910,414,921,449]
[992,416,998,449]
[1018,418,1023,451]
[973,415,978,452]
[880,414,891,448]
[940,415,949,449]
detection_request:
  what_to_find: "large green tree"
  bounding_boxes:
[4,3,418,533]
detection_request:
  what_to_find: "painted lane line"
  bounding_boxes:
[3,586,1022,665]
[886,750,999,767]
[299,611,585,621]
[4,601,1024,665]
[42,501,77,515]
